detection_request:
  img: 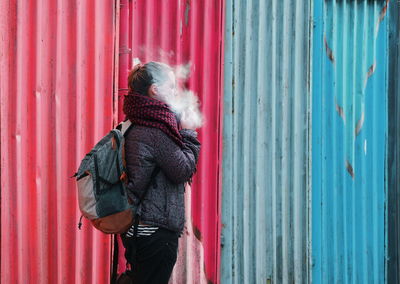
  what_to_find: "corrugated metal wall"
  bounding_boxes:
[3,1,396,283]
[0,1,117,283]
[312,1,389,283]
[116,1,225,283]
[387,2,400,283]
[221,0,311,283]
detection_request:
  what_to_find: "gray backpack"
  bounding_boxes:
[73,120,134,234]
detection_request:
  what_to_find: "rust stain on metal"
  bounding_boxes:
[364,62,376,88]
[324,36,335,63]
[193,224,202,241]
[378,0,389,25]
[184,0,190,26]
[355,112,365,137]
[367,63,376,79]
[335,97,346,124]
[375,0,389,35]
[346,160,355,179]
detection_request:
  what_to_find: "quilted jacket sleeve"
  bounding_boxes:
[152,129,201,184]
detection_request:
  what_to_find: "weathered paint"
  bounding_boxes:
[221,0,311,283]
[312,1,389,283]
[0,1,116,283]
[114,0,129,277]
[115,1,225,283]
[387,2,400,283]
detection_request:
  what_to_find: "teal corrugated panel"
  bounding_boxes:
[387,3,400,283]
[312,1,389,283]
[221,0,311,283]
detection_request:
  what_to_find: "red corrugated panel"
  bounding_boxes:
[0,1,116,283]
[116,1,224,283]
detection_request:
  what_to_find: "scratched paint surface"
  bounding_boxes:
[312,1,389,283]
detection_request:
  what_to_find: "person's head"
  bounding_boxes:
[127,61,176,102]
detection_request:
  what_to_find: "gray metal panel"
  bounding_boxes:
[221,0,311,283]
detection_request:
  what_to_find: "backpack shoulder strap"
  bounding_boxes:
[116,120,132,136]
[121,120,132,135]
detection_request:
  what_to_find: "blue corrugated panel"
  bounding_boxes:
[312,1,389,283]
[221,0,311,283]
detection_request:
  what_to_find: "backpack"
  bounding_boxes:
[72,120,134,234]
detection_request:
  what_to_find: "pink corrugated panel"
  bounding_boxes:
[0,1,117,283]
[116,1,225,283]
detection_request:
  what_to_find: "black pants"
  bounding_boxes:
[121,227,179,284]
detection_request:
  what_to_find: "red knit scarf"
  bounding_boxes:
[123,94,183,147]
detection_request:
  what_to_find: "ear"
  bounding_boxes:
[148,84,158,98]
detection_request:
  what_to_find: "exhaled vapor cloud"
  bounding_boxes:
[133,57,204,130]
[168,89,204,130]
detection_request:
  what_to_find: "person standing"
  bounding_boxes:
[120,61,201,284]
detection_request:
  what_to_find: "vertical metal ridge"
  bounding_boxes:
[311,0,323,282]
[270,1,278,282]
[242,1,252,282]
[222,0,311,283]
[255,1,267,282]
[221,0,233,280]
[387,2,400,283]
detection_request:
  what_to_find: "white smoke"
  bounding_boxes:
[174,63,191,80]
[167,89,204,130]
[167,62,203,130]
[132,58,204,130]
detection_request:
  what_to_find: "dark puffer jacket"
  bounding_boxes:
[124,125,200,234]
